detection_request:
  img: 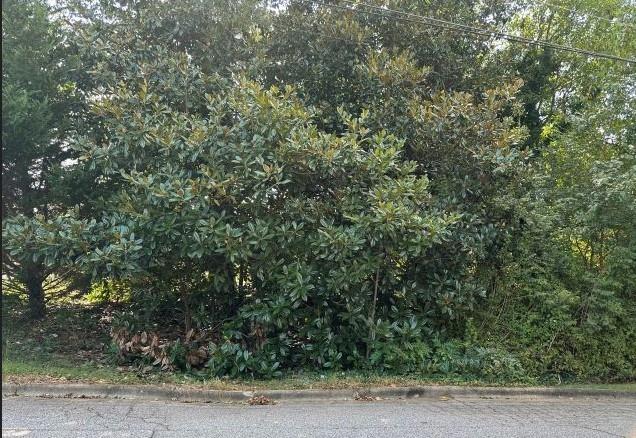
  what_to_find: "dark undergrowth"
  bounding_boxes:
[3,292,633,390]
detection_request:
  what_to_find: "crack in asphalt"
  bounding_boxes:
[86,405,105,420]
[123,404,134,419]
[125,404,171,432]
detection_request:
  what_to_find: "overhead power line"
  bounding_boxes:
[303,0,636,64]
[336,0,636,63]
[538,0,636,29]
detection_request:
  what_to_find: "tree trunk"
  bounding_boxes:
[182,290,192,334]
[226,264,238,314]
[366,265,381,360]
[23,264,45,319]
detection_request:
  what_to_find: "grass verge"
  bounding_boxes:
[0,358,528,390]
[4,359,635,392]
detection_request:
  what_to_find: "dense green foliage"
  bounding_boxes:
[1,0,98,317]
[3,0,635,382]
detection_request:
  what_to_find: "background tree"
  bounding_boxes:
[476,0,636,380]
[2,0,90,318]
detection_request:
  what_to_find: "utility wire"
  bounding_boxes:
[537,0,636,29]
[302,0,636,64]
[338,0,636,62]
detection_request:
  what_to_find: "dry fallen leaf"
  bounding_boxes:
[247,395,275,405]
[354,392,379,402]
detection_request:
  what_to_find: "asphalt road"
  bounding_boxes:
[2,396,635,438]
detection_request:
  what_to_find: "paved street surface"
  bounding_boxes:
[2,395,635,437]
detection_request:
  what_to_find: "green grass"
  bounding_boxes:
[3,359,140,384]
[5,358,636,392]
